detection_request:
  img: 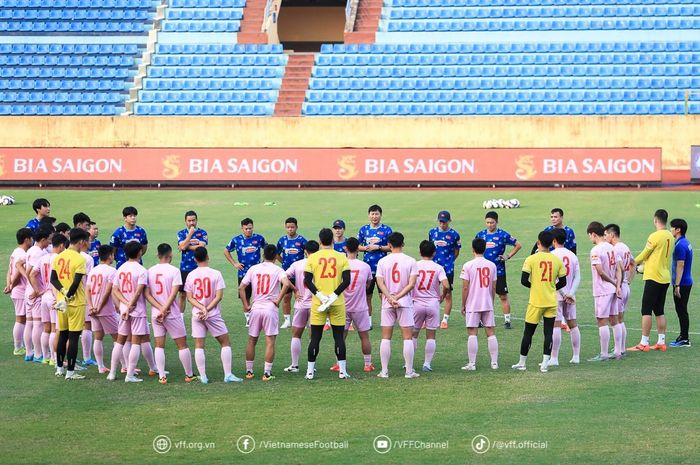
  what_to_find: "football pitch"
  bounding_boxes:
[0,188,697,465]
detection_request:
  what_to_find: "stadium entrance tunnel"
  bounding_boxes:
[277,0,346,52]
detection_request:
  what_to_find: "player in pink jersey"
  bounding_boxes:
[283,241,318,373]
[111,242,156,382]
[550,229,582,365]
[375,232,419,379]
[86,245,119,374]
[240,245,291,381]
[23,227,50,362]
[38,234,68,365]
[605,224,635,356]
[144,244,196,384]
[587,222,623,362]
[30,231,59,364]
[5,228,33,356]
[328,237,375,373]
[186,247,242,384]
[460,238,499,371]
[412,241,449,372]
[79,236,97,366]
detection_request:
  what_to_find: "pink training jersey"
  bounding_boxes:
[287,259,312,309]
[242,261,285,309]
[88,264,117,316]
[37,253,55,294]
[185,266,226,317]
[24,245,48,295]
[147,263,183,319]
[590,242,618,296]
[376,252,418,309]
[613,241,634,284]
[412,259,447,304]
[345,259,372,312]
[551,247,580,300]
[113,261,149,318]
[460,256,497,312]
[9,248,28,299]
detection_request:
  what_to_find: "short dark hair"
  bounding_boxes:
[39,216,56,225]
[55,223,71,234]
[305,240,320,253]
[654,209,668,224]
[419,240,436,257]
[122,206,138,217]
[285,217,298,226]
[538,231,554,248]
[52,234,69,249]
[388,232,404,248]
[72,212,91,226]
[263,244,277,261]
[185,210,197,219]
[194,247,208,263]
[32,198,50,213]
[124,241,142,259]
[670,218,688,236]
[318,228,333,246]
[586,221,605,236]
[345,237,359,253]
[16,227,33,244]
[69,228,89,245]
[485,211,499,222]
[604,224,621,238]
[552,228,567,246]
[368,204,383,214]
[33,227,52,242]
[550,208,564,216]
[157,243,172,257]
[98,245,114,261]
[472,238,486,254]
[241,217,253,227]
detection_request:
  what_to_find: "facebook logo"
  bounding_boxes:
[237,435,255,454]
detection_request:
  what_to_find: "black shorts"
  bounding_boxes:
[367,275,380,295]
[179,270,190,292]
[496,275,509,295]
[237,276,252,301]
[446,272,454,291]
[641,280,669,316]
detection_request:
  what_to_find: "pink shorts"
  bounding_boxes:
[615,283,630,314]
[25,296,41,319]
[192,314,228,338]
[380,306,414,328]
[92,313,119,335]
[50,308,57,324]
[249,307,279,338]
[41,292,55,323]
[594,293,615,319]
[466,310,495,328]
[345,310,371,332]
[413,301,440,330]
[118,318,132,336]
[556,300,577,321]
[127,316,149,336]
[292,306,310,328]
[13,298,25,316]
[152,316,187,339]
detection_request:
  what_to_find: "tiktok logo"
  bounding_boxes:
[471,435,490,454]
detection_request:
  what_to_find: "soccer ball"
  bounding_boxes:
[510,198,520,208]
[0,195,14,206]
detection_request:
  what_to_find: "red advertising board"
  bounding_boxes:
[0,147,661,183]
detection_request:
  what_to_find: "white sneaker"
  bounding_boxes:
[511,363,527,371]
[283,365,299,373]
[280,320,291,329]
[549,358,559,366]
[377,371,389,378]
[404,371,420,379]
[304,372,315,380]
[569,357,580,364]
[461,363,476,371]
[224,374,243,383]
[540,364,549,373]
[65,373,85,380]
[73,364,87,372]
[491,362,498,370]
[124,376,143,383]
[339,372,350,379]
[54,368,65,377]
[106,372,116,381]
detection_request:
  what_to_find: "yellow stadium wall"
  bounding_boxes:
[0,116,696,169]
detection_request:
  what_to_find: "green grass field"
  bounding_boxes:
[0,189,697,465]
